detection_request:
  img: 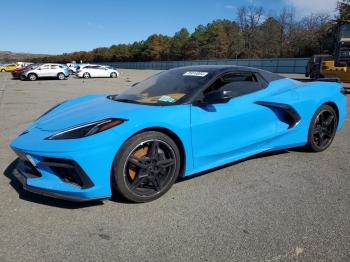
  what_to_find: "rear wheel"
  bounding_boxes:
[1,69,5,72]
[83,72,90,79]
[310,71,318,79]
[28,73,37,81]
[110,72,117,78]
[112,131,181,203]
[57,73,65,80]
[307,104,338,152]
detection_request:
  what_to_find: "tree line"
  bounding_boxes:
[33,1,349,63]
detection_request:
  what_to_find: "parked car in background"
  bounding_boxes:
[0,64,18,72]
[21,63,69,81]
[12,64,37,79]
[76,65,119,78]
[66,63,79,75]
[75,63,95,71]
[17,62,33,68]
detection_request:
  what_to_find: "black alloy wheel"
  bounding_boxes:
[307,104,338,152]
[113,131,181,203]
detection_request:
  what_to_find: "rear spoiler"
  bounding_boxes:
[293,77,341,83]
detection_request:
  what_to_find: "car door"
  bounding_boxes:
[89,66,100,77]
[101,67,111,77]
[190,72,280,169]
[49,65,60,77]
[38,64,51,77]
[96,66,109,77]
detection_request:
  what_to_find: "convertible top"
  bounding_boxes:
[172,65,286,83]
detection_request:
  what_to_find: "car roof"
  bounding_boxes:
[169,65,285,83]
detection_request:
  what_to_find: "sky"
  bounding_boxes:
[0,0,338,54]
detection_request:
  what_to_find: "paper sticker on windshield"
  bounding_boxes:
[159,95,176,103]
[183,71,208,77]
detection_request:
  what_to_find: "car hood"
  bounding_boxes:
[34,95,151,132]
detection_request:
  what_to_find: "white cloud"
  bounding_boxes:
[284,0,337,15]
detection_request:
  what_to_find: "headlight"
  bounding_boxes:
[46,118,126,140]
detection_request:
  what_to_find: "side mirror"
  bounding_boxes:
[202,90,234,104]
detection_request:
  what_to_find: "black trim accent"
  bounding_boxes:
[13,168,108,202]
[40,157,94,189]
[341,87,348,95]
[255,101,301,128]
[294,78,341,83]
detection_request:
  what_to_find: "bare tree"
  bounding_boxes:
[237,5,264,57]
[276,7,296,56]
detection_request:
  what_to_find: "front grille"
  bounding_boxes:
[40,157,94,189]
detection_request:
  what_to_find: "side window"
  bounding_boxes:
[204,72,262,98]
[50,65,59,69]
[42,65,50,70]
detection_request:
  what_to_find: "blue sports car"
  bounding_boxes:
[10,66,347,202]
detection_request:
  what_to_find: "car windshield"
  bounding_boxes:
[27,64,39,70]
[113,68,213,105]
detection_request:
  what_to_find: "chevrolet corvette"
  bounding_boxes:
[10,66,347,202]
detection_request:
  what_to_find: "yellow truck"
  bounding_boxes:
[320,21,350,83]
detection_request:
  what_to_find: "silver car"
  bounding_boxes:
[21,63,70,81]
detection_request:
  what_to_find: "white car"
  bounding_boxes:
[76,65,119,79]
[21,63,69,81]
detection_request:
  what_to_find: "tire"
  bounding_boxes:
[110,72,117,78]
[57,73,65,80]
[28,73,37,81]
[112,131,181,203]
[306,104,338,152]
[83,72,90,79]
[1,69,5,72]
[310,71,317,79]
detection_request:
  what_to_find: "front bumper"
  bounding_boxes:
[12,71,20,79]
[10,126,124,202]
[13,160,106,202]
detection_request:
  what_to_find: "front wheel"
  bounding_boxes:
[306,104,338,152]
[110,72,117,78]
[28,73,37,81]
[57,73,65,80]
[1,69,5,72]
[83,72,90,79]
[112,131,181,203]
